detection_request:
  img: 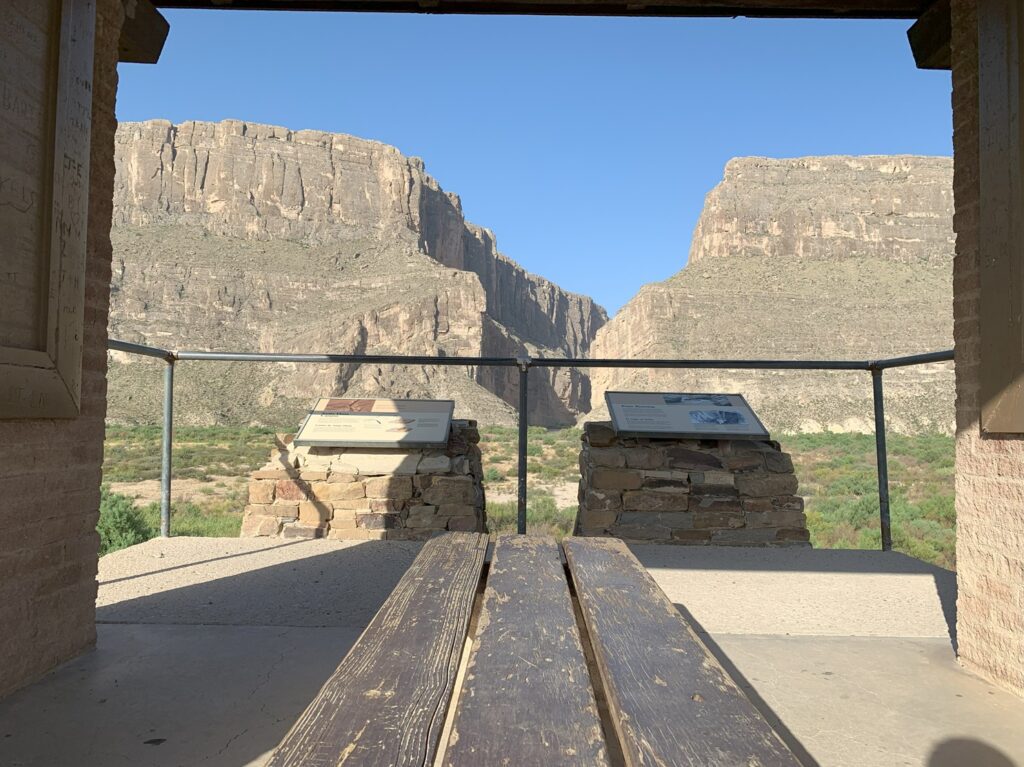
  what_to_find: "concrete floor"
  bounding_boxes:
[631,546,1024,767]
[1,538,1022,767]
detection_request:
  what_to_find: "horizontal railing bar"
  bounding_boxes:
[108,338,175,362]
[868,350,955,370]
[530,357,870,371]
[107,339,955,372]
[175,350,869,370]
[173,351,523,366]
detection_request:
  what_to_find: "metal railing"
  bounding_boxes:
[108,338,954,549]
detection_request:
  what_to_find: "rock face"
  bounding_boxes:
[110,138,955,434]
[108,119,607,426]
[590,156,955,433]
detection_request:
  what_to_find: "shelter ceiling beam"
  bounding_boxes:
[120,0,170,63]
[908,0,952,69]
[151,0,931,20]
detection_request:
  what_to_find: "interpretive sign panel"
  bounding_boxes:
[294,398,455,448]
[0,0,95,418]
[605,391,769,440]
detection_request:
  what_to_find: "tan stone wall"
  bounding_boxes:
[951,0,1024,697]
[0,0,122,699]
[242,421,486,540]
[576,422,808,546]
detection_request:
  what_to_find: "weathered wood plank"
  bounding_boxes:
[443,535,609,766]
[563,536,800,767]
[266,532,487,767]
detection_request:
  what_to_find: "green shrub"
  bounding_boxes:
[484,467,505,482]
[786,432,956,569]
[103,424,280,483]
[97,487,155,555]
[138,500,244,538]
[486,492,577,538]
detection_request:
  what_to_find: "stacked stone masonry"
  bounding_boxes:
[576,422,809,546]
[241,420,486,540]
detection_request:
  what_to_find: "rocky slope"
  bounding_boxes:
[589,156,955,433]
[108,119,607,426]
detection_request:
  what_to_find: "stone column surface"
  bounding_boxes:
[575,422,808,547]
[0,0,124,699]
[242,420,487,540]
[951,0,1024,698]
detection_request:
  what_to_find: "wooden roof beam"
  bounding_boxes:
[120,0,170,63]
[151,0,930,21]
[907,0,951,70]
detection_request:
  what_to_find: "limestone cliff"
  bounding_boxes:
[108,119,607,426]
[589,156,955,433]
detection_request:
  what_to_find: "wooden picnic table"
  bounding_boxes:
[267,533,800,767]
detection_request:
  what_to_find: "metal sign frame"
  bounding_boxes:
[294,397,455,449]
[605,391,770,441]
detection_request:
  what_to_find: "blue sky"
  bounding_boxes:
[117,11,952,315]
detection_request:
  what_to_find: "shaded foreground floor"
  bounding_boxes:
[633,546,1024,767]
[0,539,1021,766]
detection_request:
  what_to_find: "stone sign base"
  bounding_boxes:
[576,422,809,546]
[241,420,486,540]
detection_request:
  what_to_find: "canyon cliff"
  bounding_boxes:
[108,132,954,434]
[590,156,954,433]
[108,119,607,426]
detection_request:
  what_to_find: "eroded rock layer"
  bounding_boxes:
[590,156,955,434]
[108,119,607,426]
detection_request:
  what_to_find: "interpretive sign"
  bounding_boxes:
[0,0,95,418]
[605,391,769,440]
[294,398,455,448]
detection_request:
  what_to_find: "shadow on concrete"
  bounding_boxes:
[98,540,309,586]
[630,546,958,650]
[97,540,422,627]
[929,738,1018,767]
[0,541,422,767]
[673,601,822,767]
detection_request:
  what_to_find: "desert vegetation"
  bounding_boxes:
[100,425,955,569]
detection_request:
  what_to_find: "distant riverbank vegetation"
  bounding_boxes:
[100,425,955,569]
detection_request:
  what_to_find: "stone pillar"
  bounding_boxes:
[576,422,808,546]
[951,0,1024,697]
[242,420,486,540]
[0,0,123,699]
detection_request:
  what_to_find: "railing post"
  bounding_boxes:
[160,358,175,538]
[871,368,892,551]
[516,356,531,535]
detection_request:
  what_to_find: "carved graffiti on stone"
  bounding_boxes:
[0,0,94,418]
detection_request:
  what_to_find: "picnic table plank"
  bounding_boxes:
[562,536,800,767]
[443,535,609,766]
[266,532,487,767]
